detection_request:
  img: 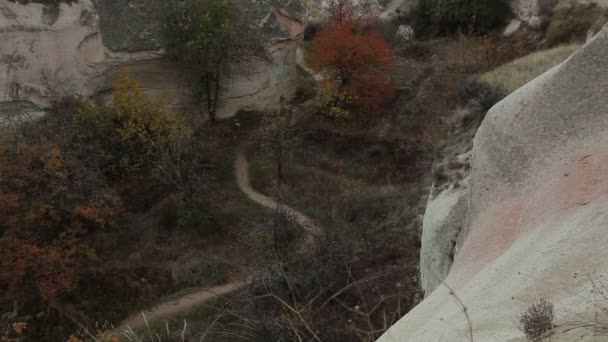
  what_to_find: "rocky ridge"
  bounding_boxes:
[381,25,608,342]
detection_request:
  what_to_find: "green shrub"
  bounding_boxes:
[546,2,606,46]
[416,0,510,34]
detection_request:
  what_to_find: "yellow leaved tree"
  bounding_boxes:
[112,72,185,177]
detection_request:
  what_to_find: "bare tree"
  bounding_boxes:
[155,134,213,227]
[258,105,300,183]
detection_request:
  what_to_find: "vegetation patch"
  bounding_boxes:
[0,0,572,339]
[519,297,555,342]
[414,0,510,35]
[482,44,580,94]
[309,0,395,118]
[546,1,607,46]
[164,0,264,122]
[0,73,274,341]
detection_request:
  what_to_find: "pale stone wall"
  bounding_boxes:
[0,0,308,118]
[380,27,608,342]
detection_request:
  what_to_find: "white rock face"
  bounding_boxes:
[510,0,554,28]
[419,182,468,295]
[503,19,522,36]
[511,0,608,28]
[396,24,414,41]
[0,1,100,104]
[380,0,419,19]
[0,0,307,118]
[380,27,608,342]
[419,109,477,296]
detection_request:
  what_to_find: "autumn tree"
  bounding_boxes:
[0,73,203,340]
[310,0,394,116]
[165,0,264,122]
[0,72,188,301]
[0,140,122,302]
[111,73,185,177]
[66,72,185,181]
[258,106,299,182]
[154,133,212,228]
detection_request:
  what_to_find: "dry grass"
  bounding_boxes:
[481,44,580,94]
[519,298,555,342]
[546,1,607,46]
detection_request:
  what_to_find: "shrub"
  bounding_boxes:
[310,1,395,116]
[0,120,123,304]
[111,73,184,176]
[519,297,555,342]
[70,72,185,180]
[482,44,580,94]
[303,21,321,41]
[539,0,559,14]
[224,187,422,341]
[315,80,357,118]
[460,78,507,111]
[399,41,433,60]
[545,2,606,46]
[416,0,510,34]
[258,108,300,182]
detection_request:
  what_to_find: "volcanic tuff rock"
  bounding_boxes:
[381,25,608,342]
[0,0,308,117]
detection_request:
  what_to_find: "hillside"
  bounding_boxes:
[1,0,607,341]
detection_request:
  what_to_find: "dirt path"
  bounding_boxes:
[115,278,251,333]
[116,146,322,334]
[234,147,323,243]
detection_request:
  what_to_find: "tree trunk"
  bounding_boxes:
[202,78,216,123]
[209,70,221,124]
[277,161,283,183]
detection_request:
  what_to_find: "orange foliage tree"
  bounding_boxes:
[0,141,122,301]
[310,0,394,114]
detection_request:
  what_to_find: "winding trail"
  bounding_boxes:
[116,145,322,333]
[234,146,323,243]
[115,278,250,333]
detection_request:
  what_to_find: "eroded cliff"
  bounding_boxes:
[0,0,307,117]
[381,26,608,341]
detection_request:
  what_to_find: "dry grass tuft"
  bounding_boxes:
[546,1,607,46]
[481,44,580,94]
[519,297,555,342]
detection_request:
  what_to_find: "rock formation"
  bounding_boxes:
[510,0,556,28]
[381,25,608,342]
[0,0,308,117]
[510,0,607,29]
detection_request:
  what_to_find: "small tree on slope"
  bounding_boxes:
[310,0,395,117]
[165,0,264,122]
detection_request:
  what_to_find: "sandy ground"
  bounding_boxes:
[115,278,251,333]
